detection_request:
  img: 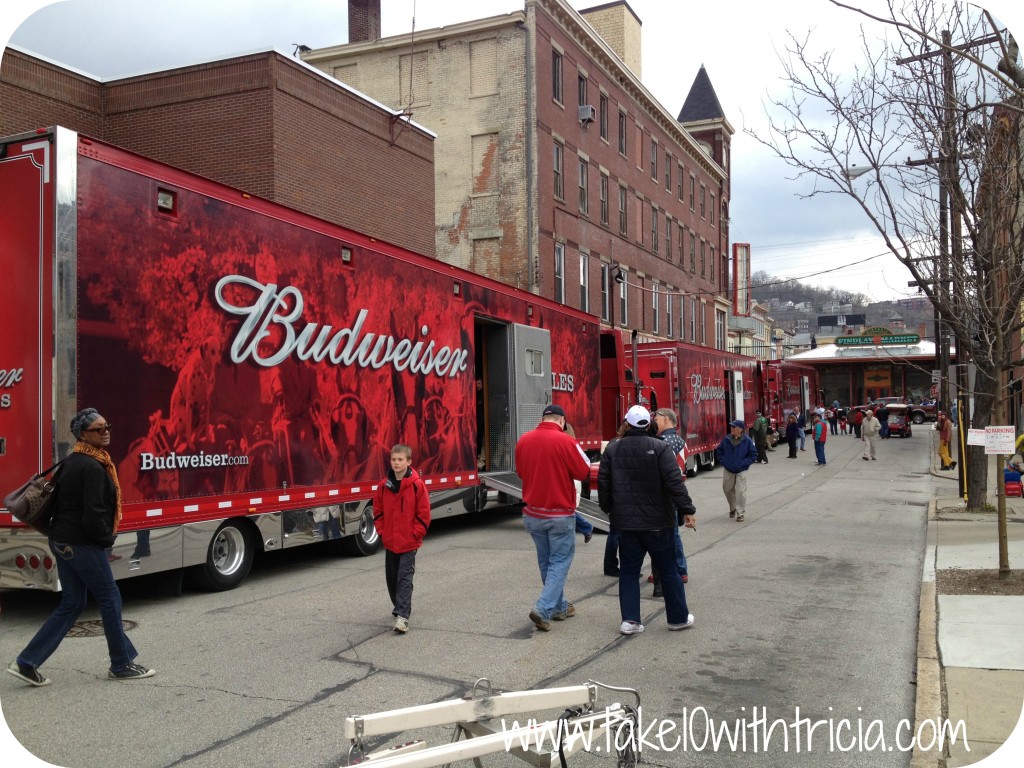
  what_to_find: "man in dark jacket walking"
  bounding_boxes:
[715,420,758,522]
[598,405,696,635]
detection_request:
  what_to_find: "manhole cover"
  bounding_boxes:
[67,619,137,638]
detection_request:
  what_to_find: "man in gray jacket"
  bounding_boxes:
[598,405,696,636]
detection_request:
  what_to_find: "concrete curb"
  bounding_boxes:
[912,498,944,768]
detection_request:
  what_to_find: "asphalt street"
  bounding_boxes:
[1,430,938,767]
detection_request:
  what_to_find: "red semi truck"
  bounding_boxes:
[0,127,609,590]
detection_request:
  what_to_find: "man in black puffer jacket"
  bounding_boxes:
[598,405,697,636]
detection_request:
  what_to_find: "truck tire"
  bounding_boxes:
[340,506,382,557]
[187,520,254,591]
[462,485,488,513]
[699,451,716,471]
[911,411,925,424]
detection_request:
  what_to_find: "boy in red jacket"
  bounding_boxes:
[373,444,431,633]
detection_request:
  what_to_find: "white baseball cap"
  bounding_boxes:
[626,405,651,428]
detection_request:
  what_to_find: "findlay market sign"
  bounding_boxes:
[835,327,921,347]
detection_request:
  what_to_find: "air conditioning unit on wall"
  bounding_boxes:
[578,105,596,125]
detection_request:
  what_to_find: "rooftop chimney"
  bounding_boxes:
[349,0,381,43]
[579,1,642,79]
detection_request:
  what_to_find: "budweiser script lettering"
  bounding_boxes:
[215,276,470,378]
[690,373,727,404]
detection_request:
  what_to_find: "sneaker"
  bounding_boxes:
[529,610,551,631]
[583,532,593,544]
[108,662,155,680]
[552,603,576,621]
[647,574,655,583]
[863,457,869,461]
[6,661,50,687]
[950,461,957,470]
[393,616,409,633]
[619,621,644,635]
[604,569,620,577]
[668,614,695,631]
[736,514,745,522]
[729,510,736,518]
[652,584,663,598]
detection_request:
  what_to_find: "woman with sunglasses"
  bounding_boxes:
[7,408,155,686]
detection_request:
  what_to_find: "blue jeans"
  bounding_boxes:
[798,430,806,450]
[523,514,575,620]
[618,529,689,625]
[815,441,826,465]
[18,541,138,672]
[574,512,594,537]
[880,420,889,438]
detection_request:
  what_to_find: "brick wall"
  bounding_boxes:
[1,49,435,257]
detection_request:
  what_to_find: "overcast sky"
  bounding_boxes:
[2,0,1023,304]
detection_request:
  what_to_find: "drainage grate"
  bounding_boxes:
[67,619,137,638]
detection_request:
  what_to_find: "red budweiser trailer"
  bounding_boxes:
[612,339,760,476]
[0,126,606,591]
[760,360,821,431]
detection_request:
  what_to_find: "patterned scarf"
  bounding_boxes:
[74,441,123,533]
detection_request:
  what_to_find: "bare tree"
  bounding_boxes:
[752,0,1023,569]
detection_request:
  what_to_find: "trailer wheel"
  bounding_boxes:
[699,451,716,471]
[685,456,698,478]
[340,506,382,557]
[462,485,488,513]
[188,520,254,591]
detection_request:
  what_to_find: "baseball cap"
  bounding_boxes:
[542,404,566,417]
[730,419,746,429]
[625,405,651,427]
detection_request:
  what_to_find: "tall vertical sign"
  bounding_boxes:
[732,243,751,317]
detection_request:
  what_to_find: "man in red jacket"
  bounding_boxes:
[515,404,592,631]
[373,444,431,633]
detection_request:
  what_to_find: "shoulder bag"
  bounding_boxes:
[2,458,68,535]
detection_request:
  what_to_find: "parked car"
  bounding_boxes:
[886,404,914,437]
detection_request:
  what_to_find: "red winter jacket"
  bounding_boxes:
[373,467,431,553]
[514,421,592,517]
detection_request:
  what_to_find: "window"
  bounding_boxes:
[578,158,589,214]
[710,193,717,227]
[579,253,589,313]
[619,271,628,326]
[650,139,657,180]
[700,240,706,277]
[650,206,658,252]
[618,185,628,235]
[578,73,587,107]
[678,296,685,339]
[635,125,643,169]
[599,94,608,140]
[666,290,674,338]
[554,243,565,303]
[665,154,672,191]
[618,110,627,156]
[689,297,697,342]
[677,223,684,264]
[701,302,707,345]
[652,284,660,335]
[600,263,610,321]
[700,185,706,219]
[599,174,609,225]
[715,309,727,350]
[677,165,684,200]
[689,232,696,272]
[635,195,643,244]
[709,246,715,282]
[552,50,563,102]
[689,174,695,211]
[665,216,672,258]
[553,142,564,200]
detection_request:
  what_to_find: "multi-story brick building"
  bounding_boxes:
[305,0,734,346]
[0,47,435,256]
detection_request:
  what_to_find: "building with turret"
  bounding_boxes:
[305,0,734,346]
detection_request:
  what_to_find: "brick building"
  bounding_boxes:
[0,46,435,256]
[305,0,734,346]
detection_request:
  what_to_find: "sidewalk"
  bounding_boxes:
[914,430,1024,767]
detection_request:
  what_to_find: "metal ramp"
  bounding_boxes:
[480,473,610,532]
[343,679,639,768]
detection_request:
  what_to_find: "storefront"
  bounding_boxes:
[787,328,939,408]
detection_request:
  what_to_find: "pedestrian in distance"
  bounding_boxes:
[598,405,696,635]
[515,404,592,631]
[563,422,594,543]
[812,413,828,466]
[876,403,891,439]
[373,444,431,633]
[861,408,882,461]
[785,413,800,459]
[827,408,839,436]
[852,407,864,439]
[797,410,807,451]
[7,408,155,687]
[602,419,631,577]
[715,420,758,522]
[936,412,957,471]
[751,410,770,464]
